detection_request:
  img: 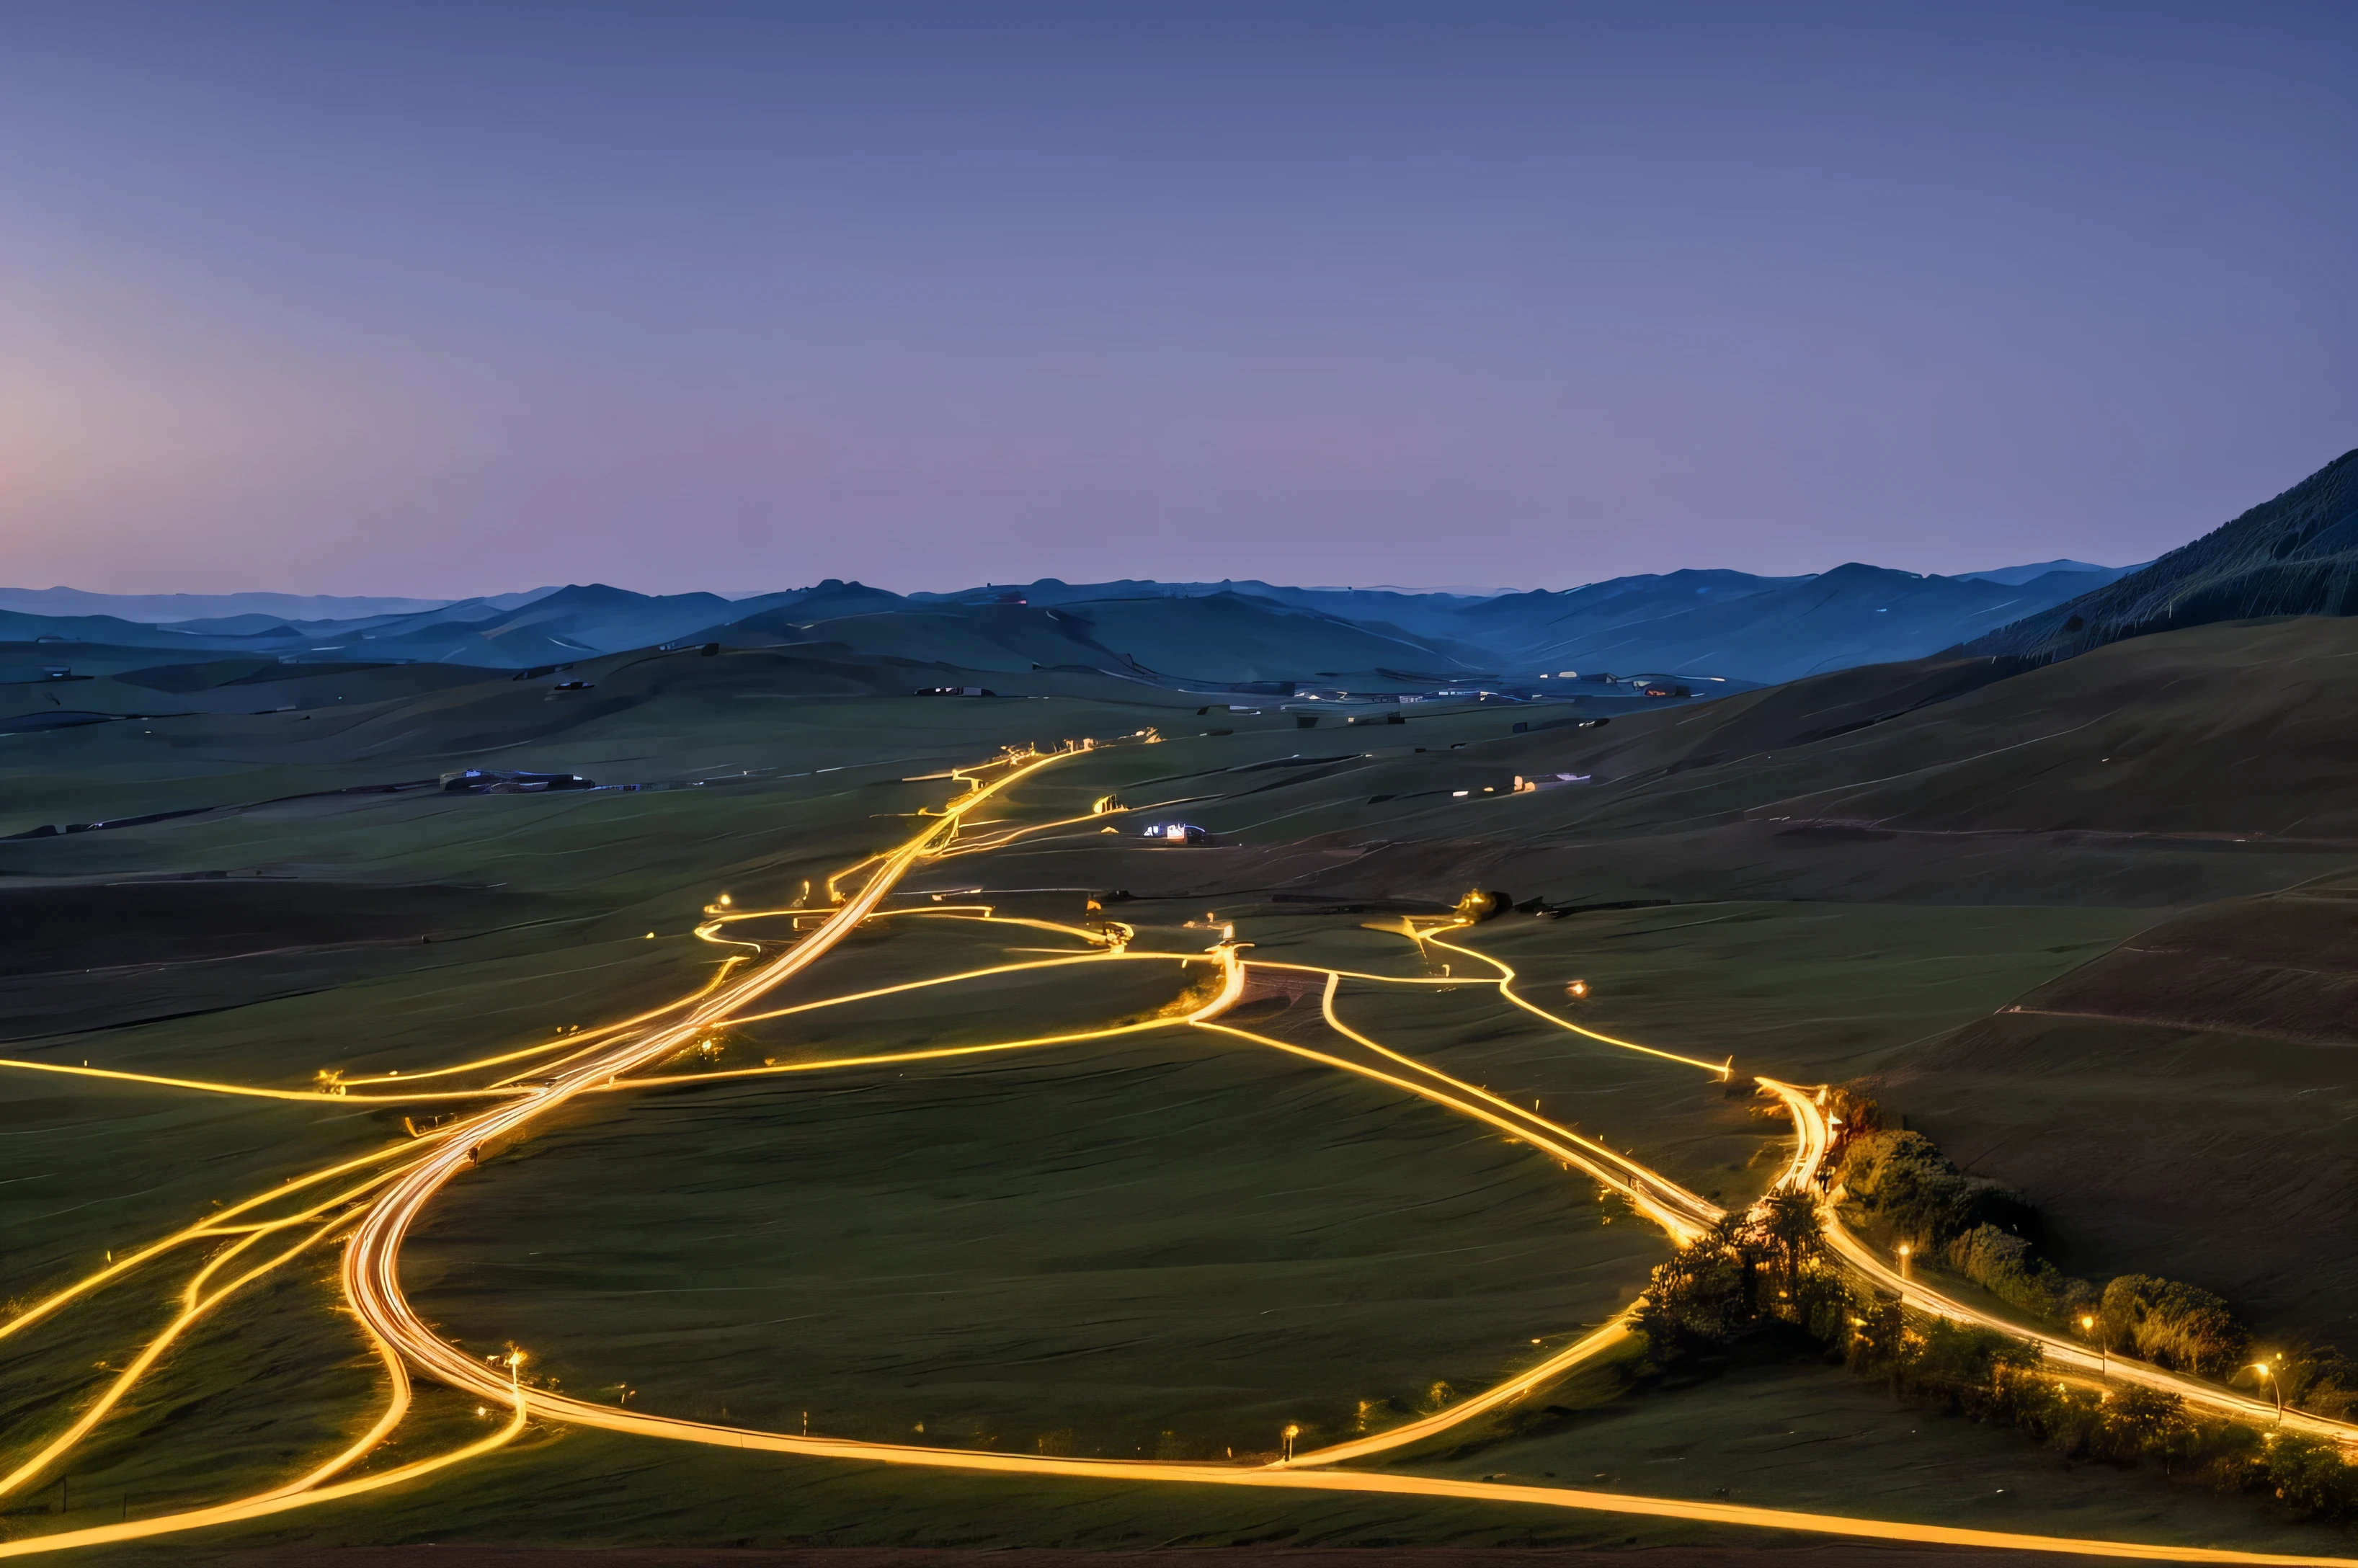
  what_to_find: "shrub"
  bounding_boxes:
[1945,1222,2081,1323]
[1834,1130,2029,1250]
[1848,1289,1908,1377]
[1926,1317,2042,1383]
[2098,1384,2187,1464]
[2280,1348,2358,1422]
[2256,1433,2358,1521]
[2101,1274,2249,1378]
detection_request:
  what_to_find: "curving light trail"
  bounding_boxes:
[6,734,2352,1564]
[0,1056,532,1104]
[1761,1082,2358,1450]
[1417,928,1732,1078]
[0,1368,527,1560]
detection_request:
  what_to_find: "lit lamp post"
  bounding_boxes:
[1896,1242,1912,1282]
[1281,1423,1301,1462]
[2251,1360,2284,1422]
[2081,1314,2106,1378]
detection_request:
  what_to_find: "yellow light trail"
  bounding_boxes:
[1192,1017,1709,1245]
[10,738,2347,1564]
[342,957,757,1089]
[207,1355,2358,1568]
[592,1016,1188,1092]
[1418,930,1732,1077]
[0,1133,440,1345]
[1281,1314,1637,1467]
[1315,973,1714,1233]
[715,951,1188,1030]
[1763,1081,2358,1450]
[0,1211,352,1500]
[0,1146,440,1500]
[0,1056,533,1104]
[930,807,1113,857]
[701,902,1128,950]
[0,1371,527,1560]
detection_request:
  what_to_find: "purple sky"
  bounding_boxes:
[3,2,2352,597]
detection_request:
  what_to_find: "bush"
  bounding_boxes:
[2256,1433,2358,1521]
[1838,1129,2264,1391]
[1834,1130,2030,1250]
[1920,1316,2042,1388]
[1945,1223,2086,1324]
[2280,1348,2358,1422]
[2098,1384,2188,1465]
[2101,1274,2249,1378]
[1848,1289,1907,1378]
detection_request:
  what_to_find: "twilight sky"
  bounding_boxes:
[3,2,2352,597]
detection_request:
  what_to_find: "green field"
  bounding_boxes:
[4,623,2356,1558]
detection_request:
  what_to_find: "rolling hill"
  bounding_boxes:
[1967,447,2358,664]
[1448,563,2111,682]
[1,557,2122,688]
[5,576,2355,1556]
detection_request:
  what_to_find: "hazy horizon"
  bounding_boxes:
[1,553,2143,617]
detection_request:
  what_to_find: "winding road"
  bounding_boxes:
[3,736,2354,1564]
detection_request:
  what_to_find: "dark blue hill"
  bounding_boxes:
[1966,449,2358,664]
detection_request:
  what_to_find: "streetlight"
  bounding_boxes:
[2251,1360,2284,1422]
[1281,1423,1301,1461]
[2081,1314,2106,1378]
[1896,1242,1912,1281]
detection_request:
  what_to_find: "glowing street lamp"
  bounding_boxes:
[2081,1314,2106,1378]
[2251,1360,2285,1422]
[1896,1242,1913,1281]
[1565,979,1589,999]
[1281,1422,1301,1461]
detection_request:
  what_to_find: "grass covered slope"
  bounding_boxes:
[1882,870,2358,1345]
[1458,564,2105,685]
[939,618,2358,1358]
[3,610,2356,1556]
[409,1028,1665,1465]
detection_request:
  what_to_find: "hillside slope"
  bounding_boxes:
[1967,447,2358,663]
[1458,564,2105,682]
[940,618,2358,1342]
[724,591,1492,686]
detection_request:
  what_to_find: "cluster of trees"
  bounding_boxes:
[1832,1123,2355,1418]
[1632,1192,1846,1366]
[1849,1307,2357,1520]
[1860,1311,2357,1519]
[1633,1198,2358,1522]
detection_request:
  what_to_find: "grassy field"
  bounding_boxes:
[4,621,2357,1557]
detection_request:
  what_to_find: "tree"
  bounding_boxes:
[1634,1233,1754,1367]
[1755,1191,1822,1291]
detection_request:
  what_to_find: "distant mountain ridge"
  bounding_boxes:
[1449,563,2124,682]
[0,586,561,625]
[1954,559,2137,587]
[1965,449,2358,664]
[0,558,2127,686]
